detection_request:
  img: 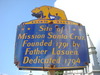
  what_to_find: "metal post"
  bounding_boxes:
[29,70,33,75]
[83,69,85,75]
[85,67,87,74]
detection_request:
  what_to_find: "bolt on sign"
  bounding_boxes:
[14,6,89,70]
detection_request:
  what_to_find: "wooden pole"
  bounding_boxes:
[48,70,55,75]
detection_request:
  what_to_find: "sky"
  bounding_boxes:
[0,0,56,75]
[0,0,100,75]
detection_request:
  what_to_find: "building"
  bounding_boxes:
[64,35,100,75]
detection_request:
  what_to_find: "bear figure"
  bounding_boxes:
[31,6,67,20]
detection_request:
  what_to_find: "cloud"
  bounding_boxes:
[55,0,100,63]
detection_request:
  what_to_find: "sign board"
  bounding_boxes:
[14,20,89,70]
[14,6,89,70]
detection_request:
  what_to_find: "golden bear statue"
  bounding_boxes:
[31,6,67,20]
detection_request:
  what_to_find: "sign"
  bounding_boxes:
[14,6,89,70]
[14,20,89,70]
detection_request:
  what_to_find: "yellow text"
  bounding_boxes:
[25,48,48,55]
[23,56,61,64]
[22,40,52,47]
[52,48,79,55]
[39,25,52,31]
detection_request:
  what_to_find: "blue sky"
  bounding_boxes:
[0,0,56,75]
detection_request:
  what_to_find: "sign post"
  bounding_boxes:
[48,70,55,75]
[14,6,89,73]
